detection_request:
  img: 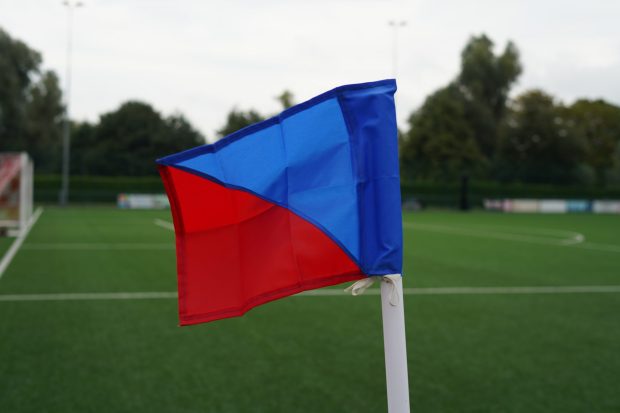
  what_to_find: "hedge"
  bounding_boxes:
[34,175,164,203]
[401,180,620,208]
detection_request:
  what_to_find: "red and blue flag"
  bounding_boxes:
[158,79,402,325]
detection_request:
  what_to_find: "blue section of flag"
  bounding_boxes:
[173,98,359,261]
[339,82,402,274]
[158,79,402,275]
[207,124,288,203]
[283,98,359,261]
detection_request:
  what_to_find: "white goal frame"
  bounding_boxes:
[0,152,34,237]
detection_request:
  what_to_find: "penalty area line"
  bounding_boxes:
[21,243,174,250]
[1,285,620,302]
[0,207,43,281]
[300,285,620,296]
[154,219,174,231]
[0,291,176,302]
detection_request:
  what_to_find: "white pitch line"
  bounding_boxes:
[463,224,585,244]
[154,218,175,231]
[560,233,586,245]
[1,285,620,302]
[404,223,620,253]
[406,222,585,246]
[300,285,620,296]
[22,243,174,250]
[0,291,176,301]
[0,207,43,280]
[573,242,620,254]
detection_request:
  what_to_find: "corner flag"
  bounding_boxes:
[157,79,402,326]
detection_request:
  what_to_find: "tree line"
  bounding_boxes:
[400,35,620,186]
[0,28,205,176]
[0,28,64,173]
[1,26,619,185]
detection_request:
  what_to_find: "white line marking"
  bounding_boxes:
[406,222,586,246]
[0,291,176,301]
[469,224,585,242]
[404,222,620,253]
[561,233,586,245]
[154,218,174,231]
[0,207,43,280]
[1,285,620,302]
[300,285,620,296]
[572,242,620,253]
[22,243,174,250]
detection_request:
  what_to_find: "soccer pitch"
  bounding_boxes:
[0,208,619,412]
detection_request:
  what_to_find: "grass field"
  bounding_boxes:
[0,207,619,412]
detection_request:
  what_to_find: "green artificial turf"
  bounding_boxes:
[0,236,14,257]
[0,207,619,412]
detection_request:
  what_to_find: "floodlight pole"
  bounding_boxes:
[59,0,83,206]
[388,20,407,78]
[381,276,410,413]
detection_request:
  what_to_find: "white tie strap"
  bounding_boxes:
[345,274,402,306]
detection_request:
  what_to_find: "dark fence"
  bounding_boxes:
[34,175,620,206]
[402,181,620,209]
[35,175,164,203]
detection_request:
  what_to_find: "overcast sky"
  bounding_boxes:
[1,0,619,141]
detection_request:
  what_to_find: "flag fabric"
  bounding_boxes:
[157,79,402,326]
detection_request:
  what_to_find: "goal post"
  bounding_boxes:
[0,152,34,237]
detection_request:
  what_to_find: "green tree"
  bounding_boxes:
[217,108,264,138]
[496,90,585,184]
[70,121,96,175]
[400,34,522,182]
[276,90,295,110]
[0,28,64,173]
[566,99,620,186]
[400,85,486,181]
[72,101,204,176]
[457,34,522,158]
[24,70,64,172]
[217,89,295,140]
[160,113,205,158]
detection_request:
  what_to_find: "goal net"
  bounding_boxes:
[0,153,34,237]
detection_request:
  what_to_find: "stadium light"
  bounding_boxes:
[388,20,407,79]
[59,0,83,206]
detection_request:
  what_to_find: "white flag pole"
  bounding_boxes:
[380,275,411,413]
